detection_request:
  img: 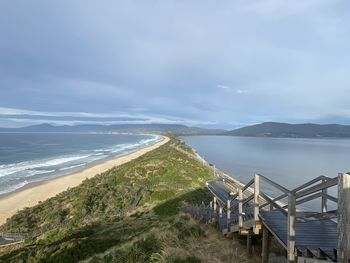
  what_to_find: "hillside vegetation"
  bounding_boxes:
[228,122,350,138]
[0,138,256,263]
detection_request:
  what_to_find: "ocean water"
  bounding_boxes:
[181,136,350,210]
[0,133,160,195]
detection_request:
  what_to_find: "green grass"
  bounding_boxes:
[0,138,258,263]
[0,139,210,261]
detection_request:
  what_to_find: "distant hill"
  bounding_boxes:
[227,122,350,138]
[0,123,226,136]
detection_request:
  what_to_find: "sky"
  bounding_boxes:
[0,0,350,129]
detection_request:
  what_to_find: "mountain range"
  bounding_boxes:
[0,123,225,136]
[2,122,350,138]
[227,122,350,138]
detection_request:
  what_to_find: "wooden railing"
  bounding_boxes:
[173,142,349,262]
[210,173,344,262]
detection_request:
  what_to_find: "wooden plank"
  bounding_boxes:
[296,177,338,199]
[247,229,253,256]
[321,178,328,213]
[213,196,217,212]
[338,173,350,263]
[262,225,270,263]
[242,178,255,191]
[258,173,290,194]
[260,192,288,215]
[239,189,243,228]
[254,174,260,235]
[260,176,330,210]
[227,199,231,220]
[325,194,338,203]
[260,210,338,261]
[288,193,296,263]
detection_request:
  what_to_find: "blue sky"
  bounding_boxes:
[0,0,350,129]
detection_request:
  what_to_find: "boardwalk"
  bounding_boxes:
[187,172,350,263]
[174,141,349,262]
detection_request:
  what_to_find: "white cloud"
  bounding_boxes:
[217,85,249,94]
[0,107,115,118]
[0,107,216,128]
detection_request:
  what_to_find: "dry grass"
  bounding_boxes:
[82,211,260,263]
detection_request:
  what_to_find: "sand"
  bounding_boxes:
[0,136,169,225]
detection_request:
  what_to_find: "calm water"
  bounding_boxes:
[182,136,350,210]
[0,133,160,195]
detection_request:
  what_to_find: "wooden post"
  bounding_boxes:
[247,229,253,256]
[262,225,270,263]
[219,207,223,218]
[239,189,243,228]
[213,197,217,212]
[338,173,350,263]
[321,177,328,213]
[227,199,231,220]
[287,192,296,263]
[209,201,213,221]
[227,199,231,229]
[254,174,260,235]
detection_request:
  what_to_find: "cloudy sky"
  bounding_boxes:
[0,0,349,129]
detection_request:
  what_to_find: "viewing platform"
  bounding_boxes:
[186,172,350,263]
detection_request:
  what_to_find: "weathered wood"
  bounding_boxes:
[205,172,340,262]
[219,207,223,218]
[247,229,253,256]
[213,197,217,212]
[239,189,243,228]
[258,173,290,193]
[287,192,296,263]
[262,225,270,263]
[296,177,338,199]
[321,177,328,213]
[260,210,338,261]
[338,173,350,263]
[254,174,260,235]
[227,199,231,220]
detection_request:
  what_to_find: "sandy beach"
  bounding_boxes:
[0,136,169,225]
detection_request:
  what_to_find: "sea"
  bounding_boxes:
[181,136,350,210]
[0,133,160,195]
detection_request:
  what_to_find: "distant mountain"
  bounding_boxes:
[227,122,350,138]
[0,123,226,136]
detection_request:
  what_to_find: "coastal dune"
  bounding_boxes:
[0,136,169,225]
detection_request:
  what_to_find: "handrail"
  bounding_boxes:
[295,177,338,199]
[293,175,331,193]
[243,194,255,206]
[325,194,338,203]
[259,175,335,209]
[297,210,337,222]
[229,192,238,201]
[207,184,227,205]
[260,192,287,209]
[204,171,342,263]
[258,174,291,194]
[281,192,322,209]
[231,193,254,212]
[241,178,255,192]
[259,192,288,215]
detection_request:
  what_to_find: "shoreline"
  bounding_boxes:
[0,136,169,225]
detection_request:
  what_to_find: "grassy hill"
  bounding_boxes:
[0,138,255,263]
[228,122,350,138]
